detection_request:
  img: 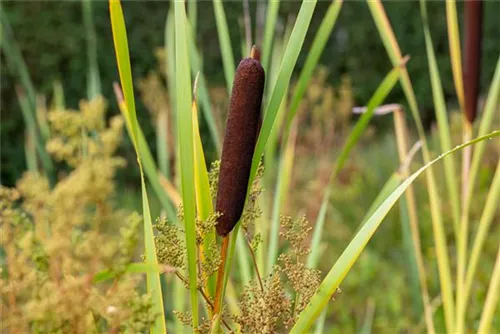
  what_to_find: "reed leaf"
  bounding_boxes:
[477,246,500,334]
[212,0,236,94]
[192,91,217,297]
[261,0,280,72]
[291,130,500,333]
[82,0,101,99]
[445,0,465,112]
[223,0,318,309]
[174,0,198,327]
[420,0,460,235]
[367,2,455,330]
[285,0,343,137]
[109,1,166,332]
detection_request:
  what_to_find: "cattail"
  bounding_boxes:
[463,0,483,123]
[215,46,265,237]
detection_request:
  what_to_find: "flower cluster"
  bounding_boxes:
[0,97,155,332]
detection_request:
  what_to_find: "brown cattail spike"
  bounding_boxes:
[215,48,265,237]
[463,0,483,124]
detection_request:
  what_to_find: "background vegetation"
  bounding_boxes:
[1,0,499,332]
[2,1,499,185]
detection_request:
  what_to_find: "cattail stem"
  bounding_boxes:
[213,45,265,323]
[214,235,230,315]
[393,108,436,334]
[456,120,473,333]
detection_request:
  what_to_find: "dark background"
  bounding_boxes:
[1,0,499,186]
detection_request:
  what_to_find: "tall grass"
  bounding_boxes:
[4,0,499,332]
[108,0,500,331]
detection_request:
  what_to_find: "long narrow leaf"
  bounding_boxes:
[109,1,166,332]
[212,0,236,94]
[368,3,455,329]
[285,0,343,137]
[186,23,221,152]
[83,0,101,99]
[261,0,280,72]
[420,0,460,234]
[0,6,36,107]
[114,84,177,220]
[192,94,217,297]
[291,130,500,333]
[445,0,465,112]
[223,0,318,307]
[465,55,500,214]
[462,157,500,326]
[267,121,297,272]
[174,1,198,327]
[477,246,500,334]
[249,0,317,189]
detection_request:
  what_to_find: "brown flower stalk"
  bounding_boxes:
[213,46,265,319]
[463,0,483,124]
[215,46,265,237]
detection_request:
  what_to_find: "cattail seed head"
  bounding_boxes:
[463,0,483,124]
[215,47,265,237]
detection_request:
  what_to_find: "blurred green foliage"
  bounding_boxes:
[1,1,499,186]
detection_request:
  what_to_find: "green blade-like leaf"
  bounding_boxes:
[291,130,500,333]
[192,96,217,296]
[249,0,317,190]
[2,10,54,178]
[306,193,329,269]
[466,55,500,214]
[267,121,297,273]
[114,82,176,220]
[477,246,500,334]
[0,6,36,107]
[186,23,221,152]
[368,3,455,330]
[307,62,404,270]
[212,0,236,95]
[330,61,404,180]
[109,1,166,332]
[156,110,170,178]
[174,1,198,327]
[313,306,328,334]
[188,0,197,36]
[357,172,403,233]
[285,0,343,136]
[445,0,465,112]
[223,0,318,305]
[465,157,500,306]
[110,0,138,145]
[420,0,460,233]
[261,0,280,72]
[83,0,101,99]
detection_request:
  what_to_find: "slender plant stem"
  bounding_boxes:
[445,0,465,112]
[175,270,233,332]
[477,247,500,334]
[458,157,500,333]
[244,232,264,292]
[393,108,435,334]
[456,120,473,333]
[214,235,230,315]
[461,122,473,207]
